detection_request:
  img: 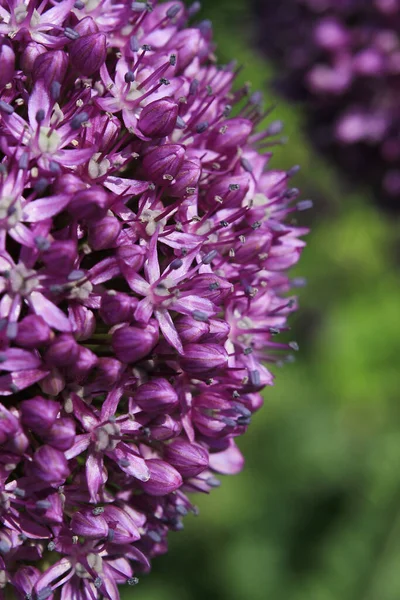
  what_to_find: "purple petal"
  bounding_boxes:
[86,452,105,503]
[64,434,91,460]
[10,223,35,247]
[208,440,244,475]
[28,81,50,128]
[110,443,150,482]
[0,348,41,371]
[23,195,70,222]
[0,368,49,395]
[104,176,148,197]
[155,308,184,354]
[29,292,72,332]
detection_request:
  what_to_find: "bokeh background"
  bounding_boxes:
[123,1,400,599]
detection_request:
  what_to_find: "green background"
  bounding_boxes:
[123,1,400,599]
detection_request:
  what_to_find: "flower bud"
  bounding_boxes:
[68,305,96,341]
[201,318,230,343]
[68,186,109,221]
[174,315,209,343]
[71,510,109,539]
[44,418,76,451]
[20,397,59,432]
[164,438,209,477]
[31,445,69,483]
[38,368,65,396]
[168,29,203,70]
[140,459,182,496]
[103,506,140,543]
[70,33,107,76]
[142,144,185,185]
[0,404,19,444]
[147,414,182,441]
[42,240,77,274]
[68,346,97,382]
[184,274,232,304]
[138,97,179,138]
[15,315,51,348]
[208,118,253,154]
[180,343,228,377]
[21,42,46,74]
[117,245,146,272]
[85,115,120,151]
[100,292,133,325]
[112,322,159,363]
[74,16,99,35]
[205,173,251,208]
[32,50,68,86]
[134,378,179,413]
[12,567,41,599]
[88,357,125,392]
[0,43,15,89]
[88,216,121,250]
[54,174,86,195]
[169,157,201,197]
[44,335,80,367]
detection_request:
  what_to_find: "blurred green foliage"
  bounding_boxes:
[123,1,400,599]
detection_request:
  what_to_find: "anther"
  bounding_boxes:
[92,506,104,515]
[50,81,61,101]
[297,199,313,211]
[249,370,260,386]
[36,109,45,123]
[125,71,135,83]
[192,310,209,322]
[202,250,217,264]
[0,100,14,114]
[196,121,208,133]
[170,258,183,270]
[64,27,80,40]
[70,112,89,130]
[18,153,29,170]
[166,4,181,18]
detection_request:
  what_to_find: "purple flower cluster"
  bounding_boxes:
[0,1,307,598]
[252,0,400,210]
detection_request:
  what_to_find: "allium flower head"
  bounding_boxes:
[0,1,307,598]
[253,0,400,210]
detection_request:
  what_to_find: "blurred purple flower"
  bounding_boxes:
[0,0,307,598]
[252,0,400,210]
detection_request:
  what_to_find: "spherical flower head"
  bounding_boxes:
[0,1,308,598]
[252,0,400,210]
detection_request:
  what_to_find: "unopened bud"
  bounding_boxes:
[138,97,179,138]
[70,32,107,75]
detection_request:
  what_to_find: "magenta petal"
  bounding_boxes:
[30,292,72,332]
